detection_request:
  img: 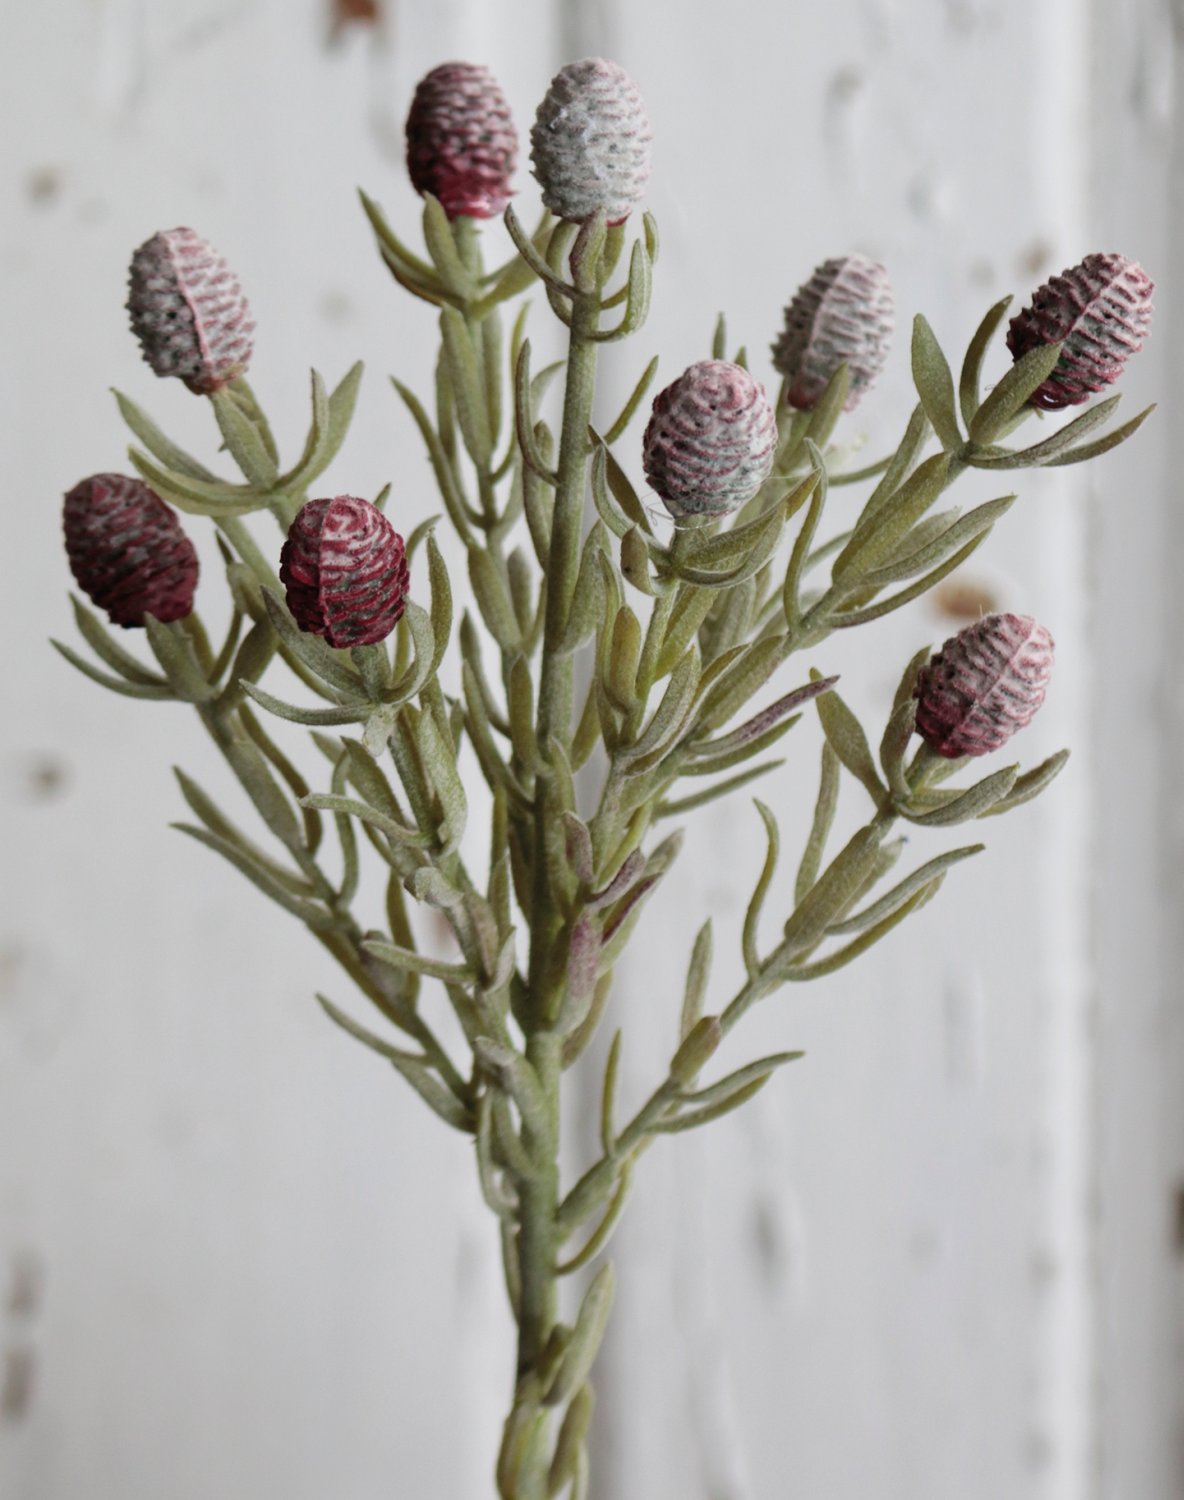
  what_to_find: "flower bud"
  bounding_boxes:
[405,62,518,220]
[642,360,777,522]
[530,58,652,225]
[1005,251,1154,411]
[280,496,409,649]
[771,254,895,412]
[63,473,199,628]
[127,227,255,395]
[913,613,1054,758]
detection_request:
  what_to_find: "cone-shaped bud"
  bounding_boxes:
[127,228,255,395]
[280,496,409,649]
[913,613,1054,758]
[530,58,652,225]
[643,360,777,522]
[771,254,895,413]
[63,473,199,628]
[405,61,518,220]
[1005,252,1154,411]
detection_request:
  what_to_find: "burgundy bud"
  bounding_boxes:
[530,58,652,225]
[405,62,518,220]
[643,360,777,522]
[127,227,255,396]
[913,613,1054,758]
[1006,252,1154,411]
[280,495,409,649]
[771,254,895,413]
[63,473,199,628]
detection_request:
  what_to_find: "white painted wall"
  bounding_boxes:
[1,2,1179,1498]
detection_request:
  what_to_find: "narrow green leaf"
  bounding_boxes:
[977,748,1070,816]
[828,844,982,935]
[365,937,473,984]
[546,1264,615,1407]
[1043,403,1156,467]
[795,742,840,903]
[68,597,164,685]
[651,1073,772,1133]
[968,340,1063,444]
[172,822,332,926]
[903,764,1019,825]
[317,995,472,1132]
[680,921,713,1039]
[814,675,886,802]
[113,390,216,480]
[959,294,1013,428]
[440,305,493,466]
[911,315,962,449]
[742,800,780,976]
[656,757,785,818]
[210,389,279,490]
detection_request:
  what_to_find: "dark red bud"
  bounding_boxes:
[63,473,199,628]
[1006,251,1153,410]
[406,62,518,220]
[280,495,409,649]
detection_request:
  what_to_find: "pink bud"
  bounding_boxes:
[643,361,777,522]
[280,496,409,649]
[1006,252,1153,410]
[530,58,652,225]
[63,473,199,628]
[913,613,1054,758]
[772,254,895,412]
[127,228,255,396]
[405,62,518,220]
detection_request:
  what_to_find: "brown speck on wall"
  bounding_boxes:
[327,0,384,45]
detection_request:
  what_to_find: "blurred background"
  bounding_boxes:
[1,1,1180,1496]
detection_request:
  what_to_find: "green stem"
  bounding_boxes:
[515,1030,562,1375]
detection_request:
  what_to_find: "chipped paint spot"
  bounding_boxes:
[26,167,64,207]
[1018,239,1055,280]
[7,1250,43,1319]
[0,1347,35,1423]
[932,577,1000,623]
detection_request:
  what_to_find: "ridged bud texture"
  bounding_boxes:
[127,228,255,395]
[530,58,652,224]
[405,62,518,219]
[643,360,777,521]
[63,473,198,628]
[772,254,895,412]
[913,613,1054,758]
[280,496,409,649]
[1006,252,1154,410]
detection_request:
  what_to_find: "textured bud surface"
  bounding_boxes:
[280,496,409,649]
[405,61,518,219]
[530,58,652,224]
[643,360,777,521]
[772,254,895,413]
[63,473,199,628]
[127,228,255,395]
[1006,252,1154,410]
[914,613,1054,758]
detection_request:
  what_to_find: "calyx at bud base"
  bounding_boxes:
[63,473,199,628]
[280,495,409,649]
[913,613,1054,758]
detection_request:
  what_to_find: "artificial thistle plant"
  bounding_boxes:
[55,54,1155,1500]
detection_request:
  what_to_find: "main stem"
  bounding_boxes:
[517,288,601,1381]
